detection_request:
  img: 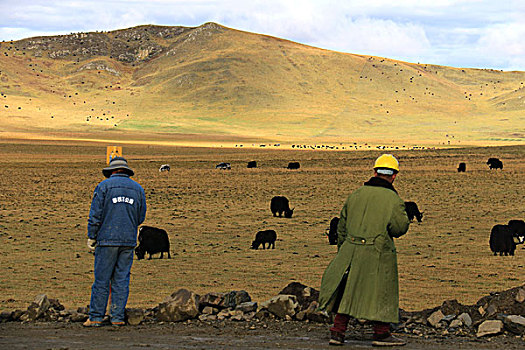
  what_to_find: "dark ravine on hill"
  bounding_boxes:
[1,23,524,145]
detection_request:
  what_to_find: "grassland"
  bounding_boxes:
[0,23,524,147]
[0,140,523,313]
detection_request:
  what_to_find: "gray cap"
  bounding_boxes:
[102,156,134,178]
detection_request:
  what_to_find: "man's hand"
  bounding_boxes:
[87,239,97,253]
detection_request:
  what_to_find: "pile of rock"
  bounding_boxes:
[0,294,90,323]
[1,282,524,340]
[399,284,525,338]
[153,283,328,324]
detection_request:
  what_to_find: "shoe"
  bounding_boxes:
[111,321,125,327]
[329,330,345,346]
[372,334,406,347]
[83,319,103,327]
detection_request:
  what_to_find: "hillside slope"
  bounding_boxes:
[0,23,524,147]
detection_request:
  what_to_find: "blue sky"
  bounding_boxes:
[1,0,524,70]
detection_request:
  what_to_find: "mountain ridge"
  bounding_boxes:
[0,22,524,147]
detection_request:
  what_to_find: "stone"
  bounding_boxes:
[59,310,70,317]
[427,310,445,327]
[0,311,12,322]
[442,314,456,322]
[235,302,257,314]
[231,310,245,321]
[198,314,217,322]
[503,315,525,335]
[244,312,256,321]
[260,295,299,319]
[440,299,463,316]
[515,288,525,303]
[48,298,65,311]
[19,312,30,322]
[217,308,233,317]
[77,307,89,314]
[11,310,24,321]
[217,308,233,320]
[199,292,224,310]
[485,304,497,317]
[457,313,472,327]
[221,290,251,309]
[255,309,272,320]
[157,289,200,322]
[278,282,319,310]
[478,306,485,316]
[449,319,463,329]
[477,320,504,337]
[301,301,329,323]
[126,308,145,326]
[295,311,307,321]
[26,294,51,321]
[202,306,219,315]
[69,312,88,322]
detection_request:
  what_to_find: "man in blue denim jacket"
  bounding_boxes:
[84,157,147,327]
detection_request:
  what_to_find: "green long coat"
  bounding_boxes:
[318,177,410,323]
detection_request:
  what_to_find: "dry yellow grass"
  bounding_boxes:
[0,140,523,313]
[0,23,524,147]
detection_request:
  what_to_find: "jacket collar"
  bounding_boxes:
[110,173,130,178]
[364,176,397,193]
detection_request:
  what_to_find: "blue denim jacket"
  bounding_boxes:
[87,174,147,246]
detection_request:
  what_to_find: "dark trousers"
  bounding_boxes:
[331,313,390,336]
[89,246,134,323]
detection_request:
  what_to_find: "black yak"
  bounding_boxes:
[326,217,339,245]
[135,226,171,260]
[487,158,503,170]
[405,201,423,223]
[271,196,294,218]
[251,230,277,249]
[489,224,520,256]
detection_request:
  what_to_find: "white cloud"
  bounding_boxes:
[476,22,525,70]
[0,0,523,70]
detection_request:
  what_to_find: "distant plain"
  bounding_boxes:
[0,141,523,313]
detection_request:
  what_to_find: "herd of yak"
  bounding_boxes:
[136,157,522,259]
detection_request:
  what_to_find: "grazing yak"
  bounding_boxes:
[404,201,423,222]
[326,217,339,245]
[457,162,466,172]
[135,226,171,260]
[216,162,231,170]
[270,196,294,218]
[487,158,503,170]
[159,164,170,172]
[247,161,257,168]
[489,224,524,256]
[287,162,300,169]
[251,230,277,249]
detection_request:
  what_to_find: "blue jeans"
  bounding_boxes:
[89,246,134,323]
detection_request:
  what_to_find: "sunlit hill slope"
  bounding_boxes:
[0,22,524,146]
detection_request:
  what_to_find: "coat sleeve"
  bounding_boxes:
[337,201,348,249]
[138,186,147,225]
[87,184,104,239]
[388,197,410,238]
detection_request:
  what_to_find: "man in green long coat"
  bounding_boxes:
[319,154,410,346]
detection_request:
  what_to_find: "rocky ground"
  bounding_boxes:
[1,282,524,349]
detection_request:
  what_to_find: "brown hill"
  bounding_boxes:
[0,22,524,147]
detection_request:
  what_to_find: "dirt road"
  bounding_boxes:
[1,321,523,350]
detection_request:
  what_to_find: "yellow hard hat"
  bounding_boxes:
[374,154,399,173]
